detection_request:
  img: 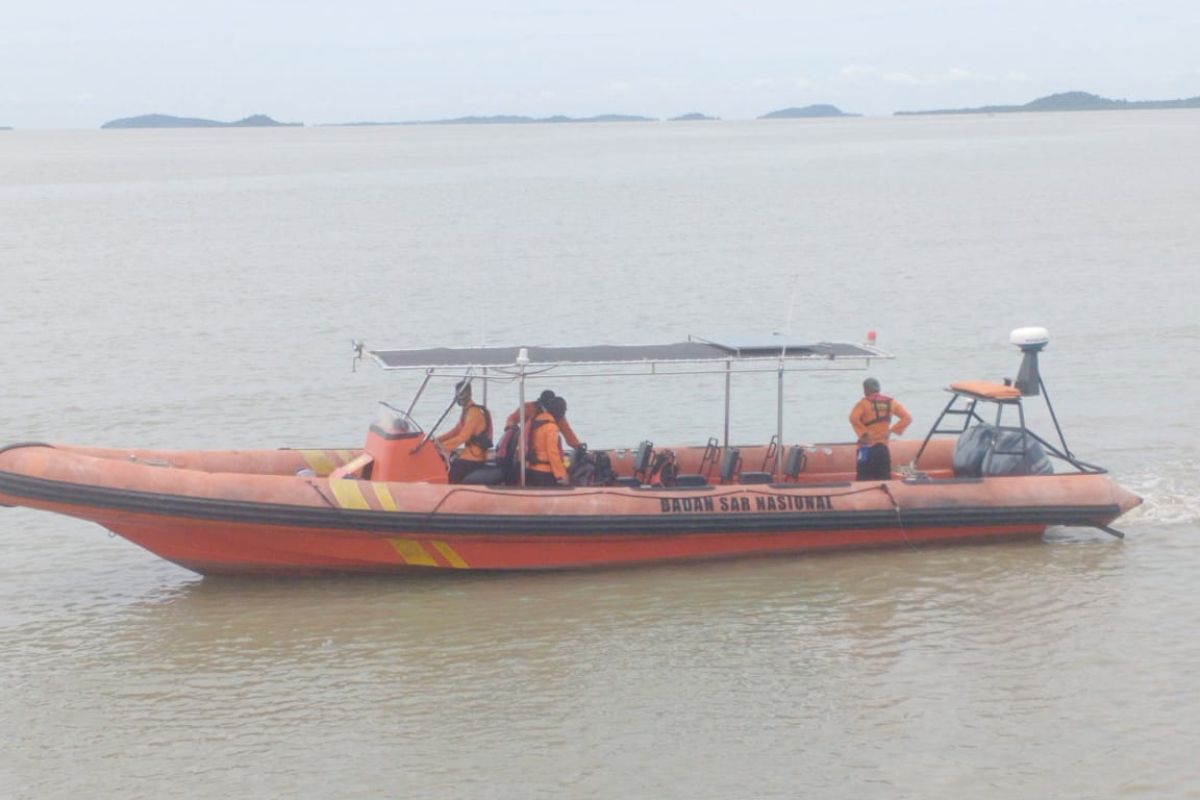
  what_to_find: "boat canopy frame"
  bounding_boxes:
[357,335,891,484]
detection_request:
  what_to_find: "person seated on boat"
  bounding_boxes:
[525,396,570,487]
[849,377,912,481]
[437,380,493,484]
[505,389,582,448]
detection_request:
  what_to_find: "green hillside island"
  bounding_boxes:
[669,112,720,121]
[895,91,1200,116]
[763,104,859,118]
[100,114,300,129]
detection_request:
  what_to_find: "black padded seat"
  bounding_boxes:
[718,447,741,484]
[783,445,807,480]
[675,474,708,487]
[615,476,641,488]
[461,464,504,485]
[738,472,772,484]
[632,441,654,474]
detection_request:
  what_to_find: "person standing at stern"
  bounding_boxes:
[849,377,912,481]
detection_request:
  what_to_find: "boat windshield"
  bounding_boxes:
[373,402,422,436]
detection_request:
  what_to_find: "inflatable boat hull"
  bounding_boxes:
[0,443,1141,576]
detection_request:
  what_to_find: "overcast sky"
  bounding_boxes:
[4,0,1199,128]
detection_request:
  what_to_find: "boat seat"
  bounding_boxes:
[675,474,708,487]
[329,453,374,480]
[631,440,654,482]
[783,445,807,480]
[460,464,505,485]
[759,435,779,472]
[615,476,641,488]
[718,448,741,484]
[719,445,776,484]
[737,435,780,483]
[674,437,719,487]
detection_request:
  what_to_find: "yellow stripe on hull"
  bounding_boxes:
[371,483,398,511]
[328,479,370,510]
[431,541,469,569]
[300,450,337,476]
[388,539,439,567]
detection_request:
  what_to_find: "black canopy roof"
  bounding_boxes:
[368,335,889,370]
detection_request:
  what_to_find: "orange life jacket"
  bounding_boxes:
[525,412,566,479]
[862,394,894,426]
[437,402,492,462]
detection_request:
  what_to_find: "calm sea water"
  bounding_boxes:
[1,114,1198,799]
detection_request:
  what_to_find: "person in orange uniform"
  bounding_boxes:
[525,396,569,487]
[505,390,581,449]
[849,377,912,481]
[437,381,493,484]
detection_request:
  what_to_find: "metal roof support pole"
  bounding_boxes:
[984,401,1005,474]
[723,359,731,449]
[517,349,529,487]
[404,370,434,418]
[1017,401,1029,462]
[775,359,784,479]
[913,393,958,466]
[482,367,488,408]
[1038,374,1073,459]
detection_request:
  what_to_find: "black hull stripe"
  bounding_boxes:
[0,470,1119,537]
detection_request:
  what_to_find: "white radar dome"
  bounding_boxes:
[1010,326,1050,350]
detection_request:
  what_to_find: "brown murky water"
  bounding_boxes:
[1,115,1197,798]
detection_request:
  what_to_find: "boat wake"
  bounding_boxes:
[1119,457,1200,528]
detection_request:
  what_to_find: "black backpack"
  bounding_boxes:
[648,450,678,487]
[569,445,595,486]
[591,451,616,486]
[494,425,521,483]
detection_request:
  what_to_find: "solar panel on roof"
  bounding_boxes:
[367,338,889,370]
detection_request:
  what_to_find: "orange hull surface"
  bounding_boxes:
[0,443,1140,576]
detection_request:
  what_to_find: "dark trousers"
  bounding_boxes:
[448,458,487,484]
[856,443,892,481]
[525,469,560,487]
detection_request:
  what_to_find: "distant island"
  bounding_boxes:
[433,113,654,124]
[88,92,1200,131]
[895,91,1200,116]
[101,113,300,129]
[332,113,656,126]
[759,104,860,119]
[0,126,12,131]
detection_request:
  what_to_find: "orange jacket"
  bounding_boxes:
[506,401,580,448]
[526,411,567,480]
[850,393,912,446]
[437,402,489,462]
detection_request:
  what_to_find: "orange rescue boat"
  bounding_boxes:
[0,329,1141,576]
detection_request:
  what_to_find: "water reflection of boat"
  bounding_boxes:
[0,329,1140,576]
